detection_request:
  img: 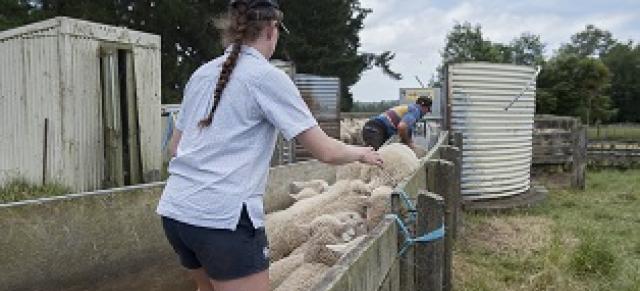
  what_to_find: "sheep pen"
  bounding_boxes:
[266,143,420,291]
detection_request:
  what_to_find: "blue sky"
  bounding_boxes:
[351,0,640,102]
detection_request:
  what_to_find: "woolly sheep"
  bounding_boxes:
[266,181,358,261]
[290,187,319,201]
[269,254,304,289]
[290,179,329,195]
[302,231,342,266]
[365,186,394,230]
[362,143,420,188]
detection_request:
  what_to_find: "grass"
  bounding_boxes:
[588,124,640,141]
[454,169,640,291]
[0,179,71,204]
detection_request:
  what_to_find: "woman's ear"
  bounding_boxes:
[265,21,277,41]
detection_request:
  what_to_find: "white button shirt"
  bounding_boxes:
[157,46,317,230]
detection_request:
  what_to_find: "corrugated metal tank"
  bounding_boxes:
[448,63,537,200]
[0,17,161,192]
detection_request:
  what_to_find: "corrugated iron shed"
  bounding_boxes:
[0,17,161,191]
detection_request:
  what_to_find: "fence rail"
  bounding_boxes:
[587,140,640,167]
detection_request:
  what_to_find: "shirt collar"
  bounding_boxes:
[224,45,267,62]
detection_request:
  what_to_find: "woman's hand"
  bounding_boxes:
[356,146,384,167]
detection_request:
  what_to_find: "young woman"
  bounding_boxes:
[156,1,383,290]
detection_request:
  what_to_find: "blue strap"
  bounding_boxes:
[397,190,417,224]
[162,112,175,151]
[388,214,445,256]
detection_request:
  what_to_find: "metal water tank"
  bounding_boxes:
[448,63,538,200]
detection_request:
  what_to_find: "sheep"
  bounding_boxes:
[290,179,329,195]
[290,187,320,201]
[362,143,420,188]
[269,254,304,288]
[302,231,342,266]
[365,186,394,230]
[266,181,367,262]
[332,211,367,242]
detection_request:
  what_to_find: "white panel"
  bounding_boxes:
[0,25,62,187]
[134,46,162,182]
[450,63,536,200]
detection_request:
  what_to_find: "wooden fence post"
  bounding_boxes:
[440,148,461,291]
[440,146,462,240]
[572,125,587,190]
[416,191,445,291]
[391,192,415,291]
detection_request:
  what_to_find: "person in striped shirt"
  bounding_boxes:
[362,96,432,150]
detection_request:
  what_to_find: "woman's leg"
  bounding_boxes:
[211,270,269,291]
[190,268,215,291]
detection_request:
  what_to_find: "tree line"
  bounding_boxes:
[0,0,400,111]
[439,22,640,124]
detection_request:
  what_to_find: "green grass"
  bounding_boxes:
[588,124,640,141]
[0,179,72,204]
[454,169,640,291]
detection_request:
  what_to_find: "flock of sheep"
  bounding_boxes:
[265,143,420,290]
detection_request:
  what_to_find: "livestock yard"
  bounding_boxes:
[2,5,640,291]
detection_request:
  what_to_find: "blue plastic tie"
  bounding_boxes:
[396,190,417,224]
[388,214,445,256]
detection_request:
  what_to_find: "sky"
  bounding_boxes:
[351,0,640,102]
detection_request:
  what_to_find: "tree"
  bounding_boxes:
[559,24,616,58]
[442,22,501,64]
[536,55,616,124]
[602,42,640,122]
[0,0,38,30]
[278,0,399,112]
[510,32,545,66]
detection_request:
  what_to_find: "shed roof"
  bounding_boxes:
[0,17,160,48]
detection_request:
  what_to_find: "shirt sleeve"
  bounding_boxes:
[401,105,421,127]
[254,69,318,141]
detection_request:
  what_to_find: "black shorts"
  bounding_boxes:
[161,206,270,281]
[362,119,390,150]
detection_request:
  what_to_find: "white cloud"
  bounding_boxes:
[352,0,640,102]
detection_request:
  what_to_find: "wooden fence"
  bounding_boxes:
[532,115,587,189]
[313,132,463,291]
[587,140,640,168]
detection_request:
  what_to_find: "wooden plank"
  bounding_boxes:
[435,158,457,291]
[533,157,572,165]
[133,46,162,182]
[101,48,124,187]
[415,191,445,291]
[312,219,399,291]
[125,51,141,185]
[391,193,414,291]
